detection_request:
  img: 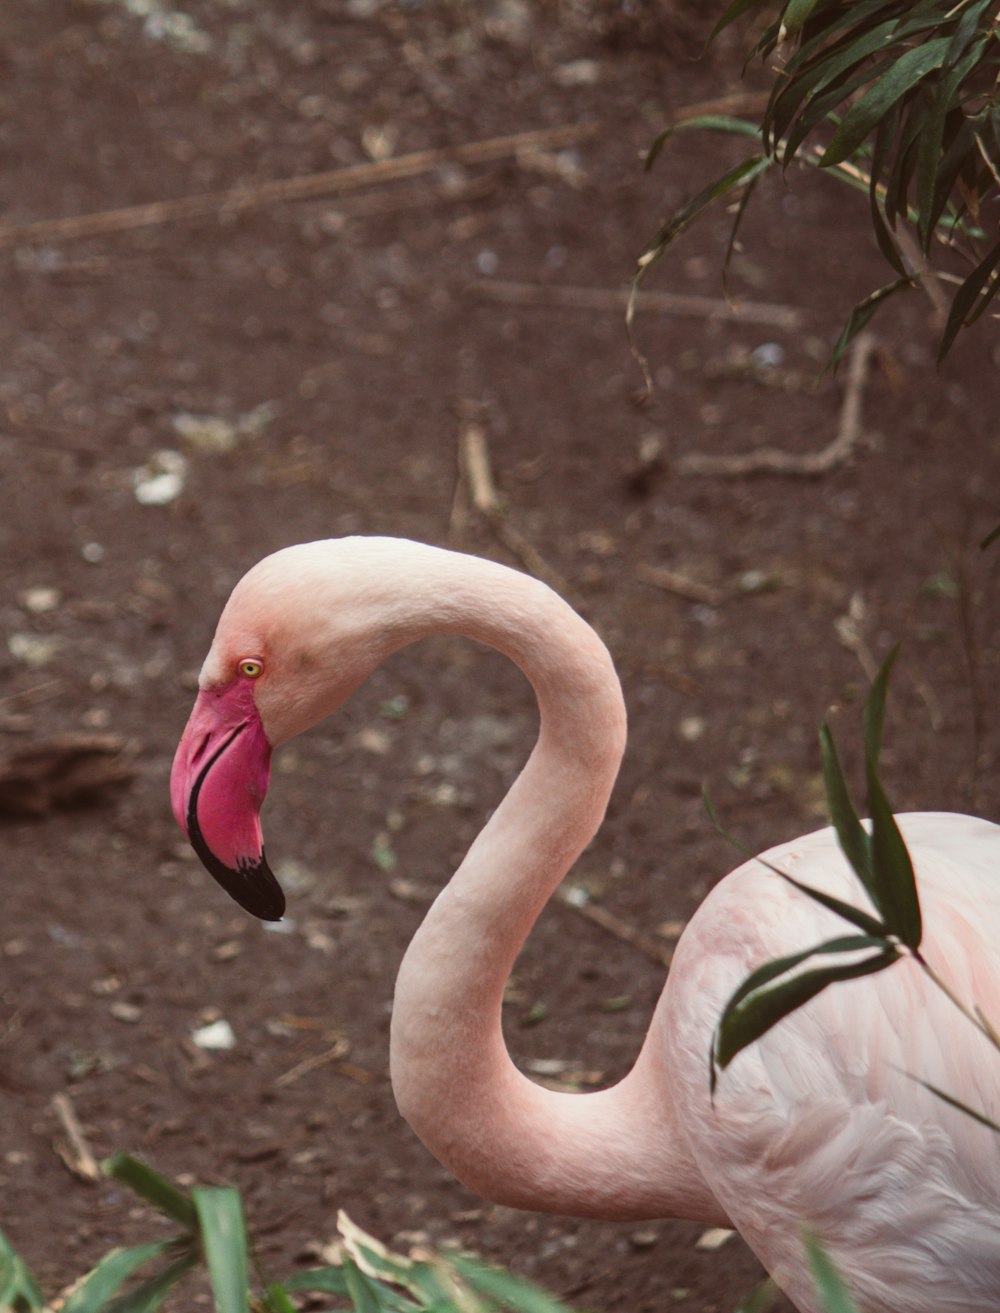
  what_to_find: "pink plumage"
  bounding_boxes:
[171,537,1000,1313]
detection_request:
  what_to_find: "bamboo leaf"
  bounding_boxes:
[280,1267,353,1296]
[645,115,763,173]
[62,1243,177,1313]
[103,1155,198,1233]
[105,1251,200,1313]
[903,1073,1000,1134]
[450,1254,575,1313]
[781,0,822,37]
[827,279,911,372]
[342,1258,391,1313]
[861,642,900,763]
[0,1232,44,1313]
[858,646,922,950]
[713,941,899,1078]
[193,1187,250,1313]
[709,0,769,44]
[703,790,888,938]
[981,523,1000,550]
[803,1233,863,1313]
[261,1286,300,1313]
[821,37,952,166]
[819,722,873,891]
[938,233,1000,360]
[866,763,922,949]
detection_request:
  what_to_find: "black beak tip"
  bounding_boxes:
[221,856,287,922]
[194,843,287,921]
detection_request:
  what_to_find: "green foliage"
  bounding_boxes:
[639,1,1000,360]
[711,647,921,1083]
[0,1154,867,1313]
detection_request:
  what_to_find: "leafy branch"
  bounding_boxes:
[710,645,1000,1104]
[637,0,1000,363]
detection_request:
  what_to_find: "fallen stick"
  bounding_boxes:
[275,1036,352,1088]
[634,562,726,608]
[0,123,597,250]
[52,1092,100,1183]
[677,331,877,477]
[456,422,574,599]
[555,886,673,968]
[471,279,803,330]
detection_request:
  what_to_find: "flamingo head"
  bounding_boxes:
[170,540,407,921]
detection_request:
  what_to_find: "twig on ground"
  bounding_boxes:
[52,1093,100,1183]
[455,422,573,598]
[555,886,673,968]
[0,123,596,250]
[834,593,879,682]
[471,279,803,330]
[677,332,878,477]
[635,562,726,608]
[275,1036,353,1088]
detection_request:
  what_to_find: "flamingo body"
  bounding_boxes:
[170,538,1000,1313]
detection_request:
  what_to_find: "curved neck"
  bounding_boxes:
[382,546,717,1222]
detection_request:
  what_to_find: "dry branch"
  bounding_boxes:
[0,123,597,250]
[455,422,574,599]
[52,1093,100,1183]
[635,562,726,608]
[471,279,803,330]
[275,1036,352,1088]
[678,332,877,477]
[555,886,673,968]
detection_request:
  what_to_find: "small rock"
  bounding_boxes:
[695,1227,735,1252]
[133,449,188,505]
[19,587,62,614]
[191,1019,237,1051]
[109,1001,142,1024]
[8,633,63,669]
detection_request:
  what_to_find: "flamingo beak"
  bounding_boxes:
[170,686,286,921]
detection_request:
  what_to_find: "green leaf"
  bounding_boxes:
[62,1243,177,1313]
[261,1286,299,1313]
[637,154,771,267]
[819,721,873,892]
[821,36,952,166]
[709,0,769,44]
[450,1254,575,1313]
[105,1251,200,1313]
[713,939,899,1079]
[732,1277,779,1313]
[280,1267,353,1296]
[866,763,922,949]
[861,642,899,763]
[858,645,922,949]
[943,237,1000,353]
[193,1187,250,1313]
[103,1155,198,1233]
[781,0,822,37]
[981,522,1000,550]
[902,1073,1000,1134]
[645,115,763,173]
[827,278,911,372]
[803,1233,863,1313]
[342,1258,391,1313]
[0,1231,44,1313]
[703,789,888,938]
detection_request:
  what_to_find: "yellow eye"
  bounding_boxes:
[239,658,264,679]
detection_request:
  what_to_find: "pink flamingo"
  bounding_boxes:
[170,537,1000,1313]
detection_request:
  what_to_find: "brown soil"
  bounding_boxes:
[2,3,999,1310]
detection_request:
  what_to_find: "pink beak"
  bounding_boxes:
[170,683,285,921]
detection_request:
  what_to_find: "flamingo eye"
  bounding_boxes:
[239,658,264,679]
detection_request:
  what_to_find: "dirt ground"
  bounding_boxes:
[2,2,999,1310]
